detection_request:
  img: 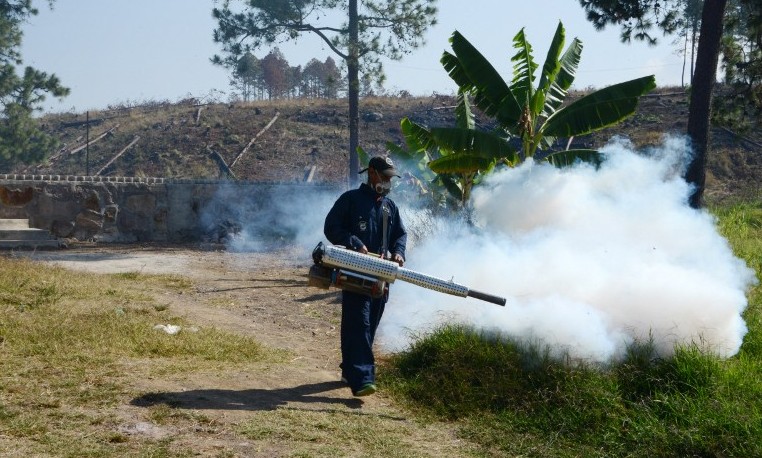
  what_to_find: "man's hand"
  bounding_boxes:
[391,253,404,266]
[358,245,369,254]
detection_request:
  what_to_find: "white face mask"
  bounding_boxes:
[373,170,392,196]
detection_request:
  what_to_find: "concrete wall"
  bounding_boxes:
[0,175,339,243]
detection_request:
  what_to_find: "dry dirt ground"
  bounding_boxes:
[20,244,473,457]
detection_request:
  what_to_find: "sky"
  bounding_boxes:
[21,0,689,114]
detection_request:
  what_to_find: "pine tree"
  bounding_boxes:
[578,0,728,208]
[0,0,69,169]
[212,0,438,186]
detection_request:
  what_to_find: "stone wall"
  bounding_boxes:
[0,175,339,243]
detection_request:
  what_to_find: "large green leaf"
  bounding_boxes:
[542,75,656,137]
[435,174,464,202]
[441,51,474,92]
[386,140,437,183]
[401,117,438,152]
[545,149,603,168]
[356,145,370,168]
[384,141,408,157]
[455,91,475,130]
[533,21,565,117]
[428,153,496,174]
[510,27,537,111]
[428,127,518,162]
[446,31,522,125]
[542,37,583,120]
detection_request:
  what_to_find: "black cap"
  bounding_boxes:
[359,156,400,177]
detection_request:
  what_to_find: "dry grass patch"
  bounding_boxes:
[0,256,283,457]
[237,408,468,457]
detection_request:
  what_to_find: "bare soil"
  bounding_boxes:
[22,244,473,457]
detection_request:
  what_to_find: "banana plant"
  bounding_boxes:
[403,21,656,176]
[392,91,512,206]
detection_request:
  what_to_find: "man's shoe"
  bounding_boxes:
[353,383,376,397]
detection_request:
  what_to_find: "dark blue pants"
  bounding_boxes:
[340,290,386,392]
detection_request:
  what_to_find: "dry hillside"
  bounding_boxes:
[21,88,762,201]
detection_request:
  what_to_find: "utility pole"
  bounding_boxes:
[85,111,90,176]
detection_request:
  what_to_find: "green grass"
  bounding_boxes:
[382,201,762,458]
[0,257,280,457]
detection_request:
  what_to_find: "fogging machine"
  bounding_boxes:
[308,242,506,306]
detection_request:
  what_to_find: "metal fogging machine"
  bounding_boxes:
[308,242,506,306]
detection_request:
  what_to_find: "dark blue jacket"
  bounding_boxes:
[324,183,407,259]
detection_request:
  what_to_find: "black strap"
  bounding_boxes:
[381,201,390,258]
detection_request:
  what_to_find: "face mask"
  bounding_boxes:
[373,171,392,196]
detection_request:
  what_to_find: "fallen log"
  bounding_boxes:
[208,147,237,180]
[68,124,120,155]
[229,112,279,170]
[303,165,317,182]
[96,135,140,176]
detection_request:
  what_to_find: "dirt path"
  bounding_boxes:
[22,244,474,457]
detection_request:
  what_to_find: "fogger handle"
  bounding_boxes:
[467,289,506,306]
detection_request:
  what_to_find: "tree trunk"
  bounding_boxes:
[347,0,360,188]
[686,0,727,209]
[682,34,688,88]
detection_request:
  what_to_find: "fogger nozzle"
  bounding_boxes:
[311,243,506,306]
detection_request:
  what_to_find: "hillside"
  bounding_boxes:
[21,87,762,202]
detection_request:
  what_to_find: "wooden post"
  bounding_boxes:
[86,111,90,176]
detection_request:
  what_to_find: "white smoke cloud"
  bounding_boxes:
[378,136,756,363]
[200,183,339,252]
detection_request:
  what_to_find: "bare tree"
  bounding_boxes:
[260,48,290,100]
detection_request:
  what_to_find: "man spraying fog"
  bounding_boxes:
[323,156,407,396]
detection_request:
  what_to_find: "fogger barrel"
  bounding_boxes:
[309,242,506,306]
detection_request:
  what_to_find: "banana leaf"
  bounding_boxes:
[445,31,522,125]
[400,117,438,152]
[533,21,565,116]
[510,27,537,112]
[429,153,497,174]
[356,145,370,168]
[386,140,434,178]
[545,149,603,168]
[428,127,518,161]
[455,91,475,130]
[542,37,582,120]
[441,51,474,92]
[542,75,656,137]
[435,174,464,202]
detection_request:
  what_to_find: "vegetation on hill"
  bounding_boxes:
[12,89,761,202]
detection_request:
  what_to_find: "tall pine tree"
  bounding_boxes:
[0,0,68,170]
[579,0,728,208]
[212,0,438,186]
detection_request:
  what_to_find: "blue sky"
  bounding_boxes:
[21,0,688,113]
